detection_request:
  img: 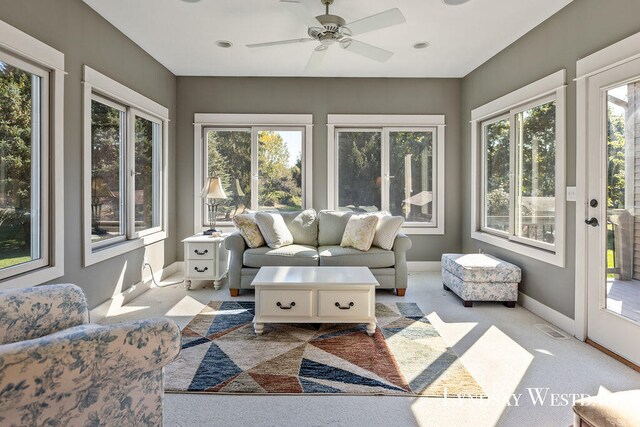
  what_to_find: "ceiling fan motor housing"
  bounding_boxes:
[308,14,348,40]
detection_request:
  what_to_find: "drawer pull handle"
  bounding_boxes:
[194,249,209,255]
[276,301,296,310]
[194,266,208,273]
[335,302,354,310]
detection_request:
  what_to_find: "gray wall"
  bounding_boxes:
[176,77,462,262]
[461,0,640,318]
[0,0,177,308]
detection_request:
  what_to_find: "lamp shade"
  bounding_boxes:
[201,177,227,199]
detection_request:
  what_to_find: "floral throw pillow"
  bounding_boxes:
[340,214,379,251]
[232,213,265,248]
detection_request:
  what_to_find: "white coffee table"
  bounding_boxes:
[251,266,379,336]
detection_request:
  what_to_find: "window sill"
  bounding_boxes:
[0,264,64,291]
[471,230,565,267]
[84,230,167,267]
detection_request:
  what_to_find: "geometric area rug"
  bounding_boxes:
[164,301,485,397]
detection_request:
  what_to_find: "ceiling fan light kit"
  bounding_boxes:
[246,0,406,70]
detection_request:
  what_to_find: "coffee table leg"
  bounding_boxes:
[366,323,376,336]
[254,323,264,335]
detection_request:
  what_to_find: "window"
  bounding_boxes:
[193,114,313,230]
[328,115,445,234]
[0,20,64,288]
[83,66,168,266]
[471,70,566,266]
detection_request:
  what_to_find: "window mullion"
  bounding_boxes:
[508,112,516,240]
[251,127,259,211]
[381,128,389,212]
[126,109,135,239]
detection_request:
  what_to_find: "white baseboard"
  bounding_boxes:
[408,261,441,272]
[90,262,180,323]
[518,291,575,337]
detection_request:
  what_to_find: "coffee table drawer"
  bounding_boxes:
[318,290,371,318]
[259,290,313,318]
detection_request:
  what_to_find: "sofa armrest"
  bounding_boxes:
[0,318,181,416]
[0,284,89,345]
[225,232,246,289]
[393,234,412,289]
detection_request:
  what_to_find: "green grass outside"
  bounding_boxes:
[0,254,31,269]
[607,248,614,279]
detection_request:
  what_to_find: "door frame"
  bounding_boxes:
[575,30,640,341]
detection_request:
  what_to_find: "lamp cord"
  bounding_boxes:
[143,262,185,288]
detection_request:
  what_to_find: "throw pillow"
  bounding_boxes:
[340,214,379,251]
[281,209,318,246]
[370,211,404,250]
[232,213,265,248]
[254,211,294,249]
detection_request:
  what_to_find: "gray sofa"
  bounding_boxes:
[225,209,412,296]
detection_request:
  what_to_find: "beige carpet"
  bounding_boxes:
[165,301,485,397]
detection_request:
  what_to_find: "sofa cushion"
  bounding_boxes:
[340,214,379,251]
[441,253,521,283]
[243,244,319,267]
[370,212,404,250]
[280,209,318,246]
[254,212,294,249]
[318,210,355,246]
[232,213,265,248]
[318,246,395,268]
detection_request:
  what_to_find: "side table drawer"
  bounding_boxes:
[318,290,371,318]
[185,260,215,279]
[259,290,313,318]
[186,242,215,260]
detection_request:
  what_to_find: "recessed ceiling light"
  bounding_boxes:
[442,0,471,5]
[413,42,430,49]
[215,40,233,48]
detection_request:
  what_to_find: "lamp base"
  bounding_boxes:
[203,228,219,235]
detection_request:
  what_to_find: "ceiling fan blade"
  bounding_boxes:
[341,39,393,63]
[345,8,406,36]
[281,0,325,29]
[305,46,327,71]
[246,38,315,48]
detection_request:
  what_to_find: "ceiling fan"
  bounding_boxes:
[246,0,406,70]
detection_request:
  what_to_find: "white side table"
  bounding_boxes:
[182,234,229,290]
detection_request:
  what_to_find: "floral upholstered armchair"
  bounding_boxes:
[0,284,181,427]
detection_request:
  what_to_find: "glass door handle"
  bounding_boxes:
[585,217,599,227]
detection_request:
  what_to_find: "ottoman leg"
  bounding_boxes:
[443,284,451,291]
[463,301,473,308]
[504,301,516,308]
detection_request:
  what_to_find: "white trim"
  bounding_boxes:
[407,261,441,272]
[0,19,65,290]
[470,71,567,267]
[194,113,312,126]
[471,70,566,122]
[193,114,314,233]
[518,291,575,337]
[327,115,446,235]
[89,262,181,323]
[576,31,640,80]
[82,68,169,267]
[83,66,168,120]
[327,114,445,126]
[0,19,64,72]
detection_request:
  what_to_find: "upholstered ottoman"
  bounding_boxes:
[573,390,640,427]
[441,253,521,307]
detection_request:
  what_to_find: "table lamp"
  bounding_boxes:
[201,176,227,235]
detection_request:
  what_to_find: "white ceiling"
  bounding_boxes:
[83,0,572,78]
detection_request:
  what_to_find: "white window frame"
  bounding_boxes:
[193,114,313,233]
[0,19,64,290]
[82,66,169,267]
[327,115,445,235]
[470,70,567,267]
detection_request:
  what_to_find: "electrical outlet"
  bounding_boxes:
[143,256,149,266]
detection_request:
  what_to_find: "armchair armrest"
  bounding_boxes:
[225,232,246,289]
[0,318,181,419]
[0,284,89,345]
[393,233,412,290]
